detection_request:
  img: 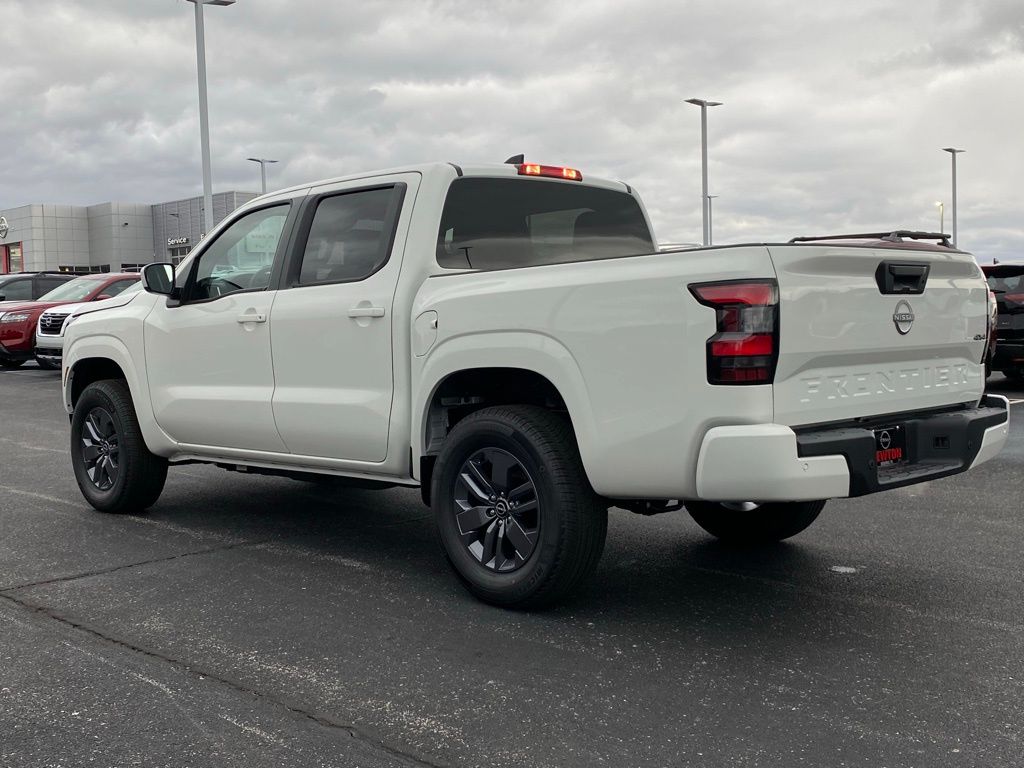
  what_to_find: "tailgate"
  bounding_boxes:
[769,244,988,427]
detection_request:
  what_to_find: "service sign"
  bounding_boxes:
[167,236,190,246]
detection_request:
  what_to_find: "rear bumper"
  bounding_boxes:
[695,396,1010,502]
[992,340,1024,370]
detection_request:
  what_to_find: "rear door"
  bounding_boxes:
[269,174,417,462]
[769,243,988,427]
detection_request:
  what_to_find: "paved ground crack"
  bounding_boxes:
[0,591,448,768]
[0,538,272,593]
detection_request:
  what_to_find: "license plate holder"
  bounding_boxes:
[874,425,907,467]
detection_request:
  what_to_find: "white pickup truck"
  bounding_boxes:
[62,160,1010,607]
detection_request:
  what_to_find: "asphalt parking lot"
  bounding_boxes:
[1,364,1022,768]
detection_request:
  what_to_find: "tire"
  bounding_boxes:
[685,500,826,544]
[71,379,168,514]
[1002,367,1024,383]
[35,356,60,371]
[432,405,607,608]
[0,358,25,369]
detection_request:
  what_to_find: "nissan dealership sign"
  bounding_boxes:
[0,216,8,240]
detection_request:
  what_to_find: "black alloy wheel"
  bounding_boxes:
[432,405,608,608]
[454,448,540,572]
[71,379,168,514]
[80,406,120,491]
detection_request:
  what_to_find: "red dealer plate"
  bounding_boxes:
[874,425,907,467]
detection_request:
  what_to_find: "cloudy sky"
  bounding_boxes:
[3,0,1022,261]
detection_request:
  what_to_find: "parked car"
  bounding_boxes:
[0,271,75,305]
[35,284,143,369]
[61,161,1008,607]
[0,273,139,369]
[982,262,1024,382]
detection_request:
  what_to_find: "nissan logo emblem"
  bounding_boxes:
[893,300,914,335]
[879,430,892,450]
[0,216,8,240]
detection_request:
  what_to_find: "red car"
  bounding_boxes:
[0,273,140,369]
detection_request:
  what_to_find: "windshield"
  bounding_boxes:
[38,276,103,302]
[436,178,654,270]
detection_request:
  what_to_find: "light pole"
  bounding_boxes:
[685,97,723,246]
[935,201,944,234]
[247,158,279,195]
[186,0,236,236]
[707,195,718,245]
[942,147,965,247]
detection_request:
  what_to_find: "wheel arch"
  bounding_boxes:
[413,336,599,504]
[64,335,176,457]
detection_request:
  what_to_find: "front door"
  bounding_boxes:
[270,176,417,462]
[144,202,296,452]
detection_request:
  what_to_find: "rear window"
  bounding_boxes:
[436,178,654,270]
[985,267,1024,295]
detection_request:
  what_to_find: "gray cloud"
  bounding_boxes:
[3,0,1022,261]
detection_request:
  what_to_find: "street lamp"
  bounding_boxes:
[942,147,965,247]
[247,158,279,195]
[935,201,944,234]
[186,0,236,236]
[707,195,719,245]
[685,97,723,246]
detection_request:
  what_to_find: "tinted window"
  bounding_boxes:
[189,205,289,301]
[436,178,654,270]
[0,278,33,301]
[36,277,69,296]
[297,188,397,285]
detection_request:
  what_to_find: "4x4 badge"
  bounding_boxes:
[893,300,914,335]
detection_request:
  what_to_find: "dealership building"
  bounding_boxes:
[0,191,257,275]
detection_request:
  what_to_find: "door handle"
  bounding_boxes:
[237,311,267,324]
[347,306,385,318]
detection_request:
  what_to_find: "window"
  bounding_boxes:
[39,276,107,302]
[187,204,289,301]
[101,279,139,298]
[296,188,397,286]
[168,246,190,262]
[59,265,109,274]
[36,277,69,296]
[436,178,654,271]
[0,277,32,301]
[120,263,148,273]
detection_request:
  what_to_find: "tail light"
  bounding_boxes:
[985,289,998,364]
[689,279,779,385]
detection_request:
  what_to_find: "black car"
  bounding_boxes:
[983,263,1024,382]
[0,271,76,304]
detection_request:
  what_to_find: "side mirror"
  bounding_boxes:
[141,263,175,296]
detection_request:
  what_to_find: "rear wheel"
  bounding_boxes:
[71,379,168,514]
[685,500,826,544]
[0,359,25,369]
[432,405,607,608]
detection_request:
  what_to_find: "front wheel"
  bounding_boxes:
[432,405,607,608]
[685,500,826,544]
[71,379,168,513]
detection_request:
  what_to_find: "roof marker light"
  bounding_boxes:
[518,163,583,181]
